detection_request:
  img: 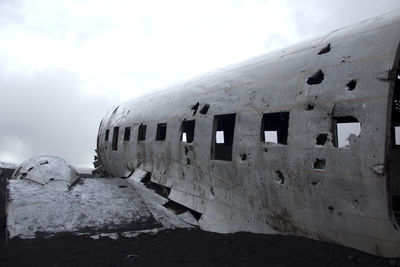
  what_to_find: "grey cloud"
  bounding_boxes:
[0,66,118,167]
[288,0,400,40]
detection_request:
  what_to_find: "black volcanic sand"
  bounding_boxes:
[0,168,398,266]
[0,168,13,245]
[1,229,396,267]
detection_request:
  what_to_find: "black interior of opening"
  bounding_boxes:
[211,114,236,161]
[156,123,167,141]
[316,133,328,145]
[260,112,289,144]
[313,158,326,170]
[138,124,146,141]
[163,200,202,220]
[317,43,331,55]
[307,70,324,85]
[332,116,360,148]
[191,102,199,116]
[199,104,210,115]
[346,80,357,91]
[390,54,400,226]
[392,64,400,146]
[124,127,131,141]
[180,120,195,143]
[105,129,109,141]
[112,127,119,150]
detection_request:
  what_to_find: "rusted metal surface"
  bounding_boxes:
[96,10,400,257]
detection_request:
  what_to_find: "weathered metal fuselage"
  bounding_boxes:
[96,10,400,257]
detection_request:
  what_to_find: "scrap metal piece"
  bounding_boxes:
[177,211,199,226]
[11,155,79,191]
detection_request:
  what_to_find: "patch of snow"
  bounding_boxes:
[120,228,161,238]
[90,234,100,240]
[75,166,94,174]
[89,228,162,240]
[100,232,119,240]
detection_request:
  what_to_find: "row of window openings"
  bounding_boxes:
[104,112,369,160]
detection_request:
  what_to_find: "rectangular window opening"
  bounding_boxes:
[261,112,289,144]
[112,127,119,151]
[180,120,195,143]
[138,124,147,141]
[211,114,236,161]
[395,126,400,145]
[124,127,131,141]
[332,116,361,148]
[105,129,109,141]
[156,123,167,141]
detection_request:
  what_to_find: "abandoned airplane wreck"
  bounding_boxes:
[95,10,400,257]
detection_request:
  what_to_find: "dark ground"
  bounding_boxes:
[0,168,13,245]
[0,168,398,267]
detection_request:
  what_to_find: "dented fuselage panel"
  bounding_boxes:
[96,10,400,257]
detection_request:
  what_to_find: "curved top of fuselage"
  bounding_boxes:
[101,8,400,126]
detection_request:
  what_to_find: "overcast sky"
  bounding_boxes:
[0,0,399,168]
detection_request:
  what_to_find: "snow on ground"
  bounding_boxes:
[7,177,192,239]
[0,162,16,169]
[75,166,94,174]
